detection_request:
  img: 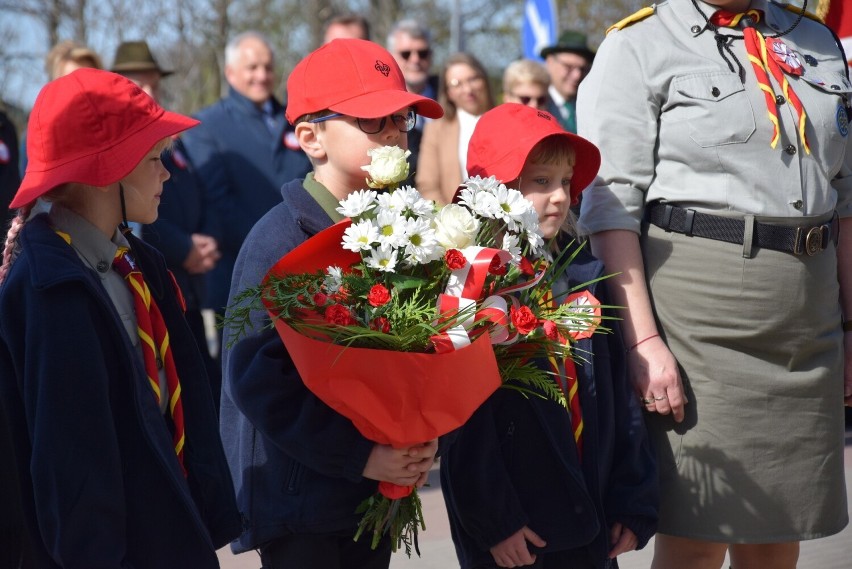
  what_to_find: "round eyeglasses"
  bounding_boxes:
[308,109,417,134]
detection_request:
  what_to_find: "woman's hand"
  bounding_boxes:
[629,335,687,422]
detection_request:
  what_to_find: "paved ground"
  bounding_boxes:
[218,431,852,569]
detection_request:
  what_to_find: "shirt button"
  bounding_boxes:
[775,94,786,105]
[793,200,803,210]
[784,144,797,155]
[804,54,817,66]
[96,261,109,273]
[711,87,720,97]
[691,25,701,34]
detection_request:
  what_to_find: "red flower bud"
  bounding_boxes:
[488,255,507,276]
[312,292,328,306]
[519,257,534,276]
[370,316,391,333]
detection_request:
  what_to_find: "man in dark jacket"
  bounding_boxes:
[111,40,224,406]
[181,31,311,325]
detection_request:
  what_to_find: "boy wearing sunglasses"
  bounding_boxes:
[219,38,444,568]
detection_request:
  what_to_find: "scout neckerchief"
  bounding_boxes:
[113,246,187,475]
[542,288,583,458]
[709,8,810,154]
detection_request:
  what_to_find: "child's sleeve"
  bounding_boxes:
[598,309,660,548]
[440,396,530,551]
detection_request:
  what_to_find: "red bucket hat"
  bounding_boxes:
[11,68,199,209]
[285,38,444,124]
[466,103,601,204]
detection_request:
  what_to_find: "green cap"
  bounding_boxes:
[539,30,595,60]
[111,41,173,76]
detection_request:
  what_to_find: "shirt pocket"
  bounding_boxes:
[672,72,756,147]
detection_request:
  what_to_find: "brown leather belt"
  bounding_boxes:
[646,203,839,256]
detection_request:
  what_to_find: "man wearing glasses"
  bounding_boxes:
[387,20,439,179]
[540,30,595,133]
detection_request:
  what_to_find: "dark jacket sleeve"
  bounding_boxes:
[596,292,659,548]
[2,277,135,568]
[223,209,375,482]
[441,396,530,551]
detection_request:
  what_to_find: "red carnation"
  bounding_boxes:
[542,320,565,343]
[370,316,391,333]
[511,305,538,335]
[325,303,357,326]
[367,284,391,307]
[312,292,328,307]
[519,257,534,276]
[488,256,507,276]
[444,249,466,270]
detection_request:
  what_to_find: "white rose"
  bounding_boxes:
[432,204,481,250]
[361,146,411,189]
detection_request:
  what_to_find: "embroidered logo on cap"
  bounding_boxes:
[537,111,552,121]
[374,60,390,77]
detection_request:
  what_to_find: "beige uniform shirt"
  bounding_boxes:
[577,0,852,235]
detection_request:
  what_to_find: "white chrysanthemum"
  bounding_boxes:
[403,217,441,265]
[494,185,535,230]
[336,189,378,218]
[341,219,379,252]
[526,226,545,255]
[365,244,399,273]
[457,185,502,219]
[463,175,502,194]
[323,266,343,293]
[433,204,481,250]
[501,233,522,264]
[374,210,408,247]
[361,146,411,189]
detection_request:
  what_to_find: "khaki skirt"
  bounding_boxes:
[642,220,848,542]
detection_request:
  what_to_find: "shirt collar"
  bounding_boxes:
[303,172,345,223]
[672,0,777,36]
[548,85,567,107]
[48,203,129,277]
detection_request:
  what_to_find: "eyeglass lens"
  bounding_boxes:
[400,49,431,60]
[357,110,417,134]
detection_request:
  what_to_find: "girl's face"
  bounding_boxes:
[120,139,171,224]
[516,159,573,239]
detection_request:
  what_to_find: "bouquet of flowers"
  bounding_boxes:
[227,146,608,556]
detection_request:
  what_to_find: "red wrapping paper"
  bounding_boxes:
[263,220,502,447]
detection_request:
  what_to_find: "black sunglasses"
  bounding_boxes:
[399,49,432,61]
[309,110,417,135]
[516,95,549,107]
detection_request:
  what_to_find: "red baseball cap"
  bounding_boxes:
[285,38,444,124]
[11,68,199,209]
[466,103,601,204]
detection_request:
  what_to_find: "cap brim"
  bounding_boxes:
[539,47,595,60]
[329,89,443,119]
[11,110,198,209]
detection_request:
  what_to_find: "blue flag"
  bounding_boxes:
[522,0,557,61]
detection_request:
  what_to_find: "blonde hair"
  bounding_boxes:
[45,40,103,80]
[502,59,550,95]
[0,202,34,286]
[524,137,580,239]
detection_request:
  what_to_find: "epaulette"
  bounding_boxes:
[778,2,824,24]
[607,6,656,35]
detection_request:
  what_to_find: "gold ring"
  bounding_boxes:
[654,395,668,401]
[640,397,653,404]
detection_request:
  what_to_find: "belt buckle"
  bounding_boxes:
[795,225,824,256]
